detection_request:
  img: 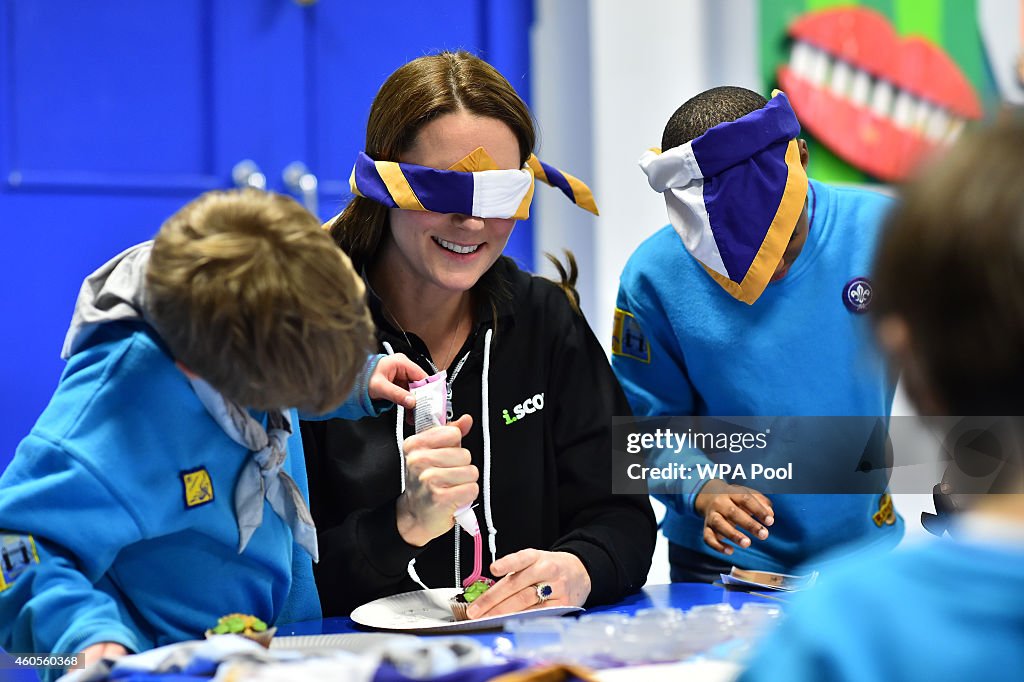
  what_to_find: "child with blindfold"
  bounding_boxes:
[613,86,903,582]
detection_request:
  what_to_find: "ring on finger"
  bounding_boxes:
[533,582,553,604]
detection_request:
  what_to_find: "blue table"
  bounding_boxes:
[277,582,786,642]
[2,584,783,680]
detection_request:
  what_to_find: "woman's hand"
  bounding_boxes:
[694,479,774,555]
[82,642,128,668]
[466,549,591,619]
[396,415,477,546]
[369,353,428,409]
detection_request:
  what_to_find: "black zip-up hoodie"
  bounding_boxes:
[301,257,656,617]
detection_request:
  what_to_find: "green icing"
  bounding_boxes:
[212,614,268,634]
[462,580,491,603]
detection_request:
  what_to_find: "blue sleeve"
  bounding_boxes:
[735,578,866,682]
[647,446,716,516]
[611,283,697,417]
[737,615,835,682]
[300,354,390,421]
[611,283,715,515]
[278,426,321,624]
[0,434,145,657]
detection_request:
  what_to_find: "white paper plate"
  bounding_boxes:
[270,632,417,654]
[350,587,583,633]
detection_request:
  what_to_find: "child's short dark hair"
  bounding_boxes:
[661,86,768,151]
[146,189,375,414]
[873,120,1024,415]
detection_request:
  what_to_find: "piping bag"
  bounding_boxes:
[409,371,486,588]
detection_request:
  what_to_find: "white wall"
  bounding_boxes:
[534,0,761,343]
[533,0,761,585]
[531,0,597,304]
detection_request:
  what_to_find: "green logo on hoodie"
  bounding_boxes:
[501,393,545,425]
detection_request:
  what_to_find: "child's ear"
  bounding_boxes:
[798,139,810,170]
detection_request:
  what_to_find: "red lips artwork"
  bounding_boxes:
[777,7,982,182]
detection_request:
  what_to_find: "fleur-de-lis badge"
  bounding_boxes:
[843,277,873,314]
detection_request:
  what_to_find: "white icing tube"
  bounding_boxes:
[410,371,448,432]
[454,505,479,536]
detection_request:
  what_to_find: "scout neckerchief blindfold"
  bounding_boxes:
[350,146,599,219]
[639,91,808,305]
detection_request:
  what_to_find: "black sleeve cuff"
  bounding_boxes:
[552,537,627,607]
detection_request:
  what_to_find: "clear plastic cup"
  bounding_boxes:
[612,618,694,663]
[685,604,737,647]
[561,614,629,664]
[503,617,567,662]
[632,607,687,624]
[674,619,729,657]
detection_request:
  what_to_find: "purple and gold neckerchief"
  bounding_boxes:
[350,146,598,219]
[639,91,809,304]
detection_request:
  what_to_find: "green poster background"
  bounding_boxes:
[760,0,998,183]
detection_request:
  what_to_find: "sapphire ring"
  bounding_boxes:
[534,582,553,604]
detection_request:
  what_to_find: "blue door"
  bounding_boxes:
[0,0,532,469]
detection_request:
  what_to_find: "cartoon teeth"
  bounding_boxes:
[778,7,982,181]
[786,40,967,144]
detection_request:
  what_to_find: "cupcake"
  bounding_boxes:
[205,613,277,648]
[449,578,494,621]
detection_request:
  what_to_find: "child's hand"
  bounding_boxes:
[370,354,428,409]
[82,641,128,667]
[694,480,774,555]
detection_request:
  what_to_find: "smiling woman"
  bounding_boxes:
[379,110,520,314]
[300,50,655,620]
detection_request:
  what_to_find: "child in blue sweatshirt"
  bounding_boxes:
[739,119,1024,682]
[613,86,902,581]
[0,189,424,677]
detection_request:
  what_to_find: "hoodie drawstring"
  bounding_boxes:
[481,328,497,566]
[386,331,498,589]
[384,340,429,589]
[382,341,407,493]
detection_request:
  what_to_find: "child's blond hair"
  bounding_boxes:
[146,189,374,413]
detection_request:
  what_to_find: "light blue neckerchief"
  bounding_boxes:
[187,377,318,561]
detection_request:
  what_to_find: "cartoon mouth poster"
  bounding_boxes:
[761,0,1015,184]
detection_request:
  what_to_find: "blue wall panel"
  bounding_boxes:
[0,0,535,471]
[7,1,220,190]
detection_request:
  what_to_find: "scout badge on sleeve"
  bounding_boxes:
[0,534,40,592]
